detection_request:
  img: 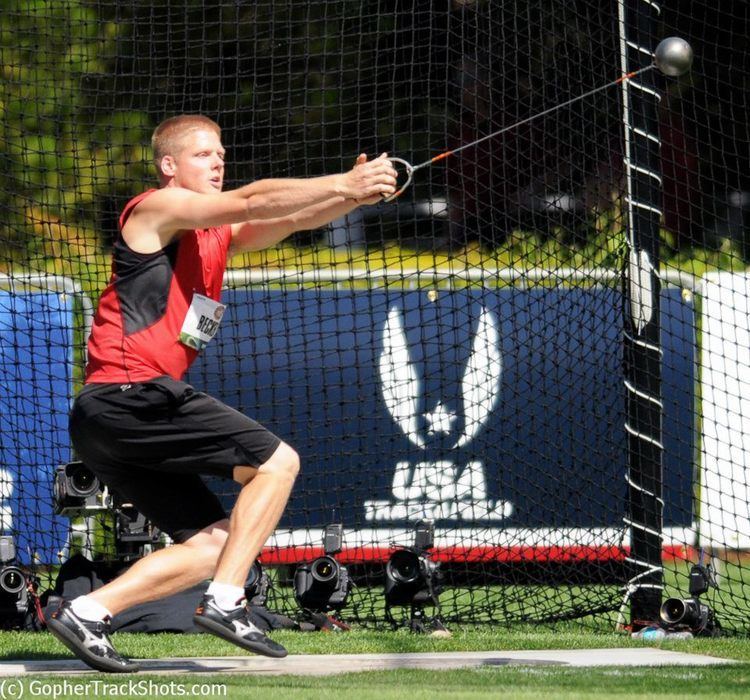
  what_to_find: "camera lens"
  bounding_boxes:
[0,566,25,595]
[311,556,338,583]
[388,550,420,584]
[660,597,702,626]
[660,598,688,624]
[70,464,98,497]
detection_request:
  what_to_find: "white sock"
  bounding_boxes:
[206,581,245,611]
[70,595,112,622]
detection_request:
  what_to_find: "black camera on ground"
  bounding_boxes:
[245,560,271,607]
[384,548,441,607]
[0,536,28,624]
[384,521,447,634]
[659,562,720,637]
[384,520,442,608]
[294,556,351,611]
[294,524,351,613]
[53,461,107,516]
[0,564,27,611]
[660,596,717,635]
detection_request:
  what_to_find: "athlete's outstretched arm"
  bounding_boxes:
[228,196,356,253]
[130,155,395,245]
[229,155,381,254]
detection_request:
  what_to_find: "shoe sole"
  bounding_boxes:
[193,614,288,658]
[47,616,139,674]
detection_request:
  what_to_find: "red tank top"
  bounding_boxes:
[85,190,232,383]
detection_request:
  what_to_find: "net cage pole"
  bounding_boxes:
[618,0,665,626]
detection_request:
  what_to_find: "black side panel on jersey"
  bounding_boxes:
[113,238,180,336]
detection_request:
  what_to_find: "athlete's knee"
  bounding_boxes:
[233,443,300,486]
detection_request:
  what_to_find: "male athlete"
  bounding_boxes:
[47,115,397,672]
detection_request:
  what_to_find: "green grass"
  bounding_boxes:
[2,629,750,699]
[2,666,749,700]
[2,627,750,660]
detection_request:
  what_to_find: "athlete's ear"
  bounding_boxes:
[160,155,177,178]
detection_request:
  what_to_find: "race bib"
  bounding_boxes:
[179,293,226,351]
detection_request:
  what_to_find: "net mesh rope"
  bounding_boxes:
[0,0,747,631]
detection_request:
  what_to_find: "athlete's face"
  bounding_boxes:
[166,128,225,193]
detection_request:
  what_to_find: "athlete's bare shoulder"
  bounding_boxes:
[121,187,197,253]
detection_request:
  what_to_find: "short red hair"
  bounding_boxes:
[151,115,221,168]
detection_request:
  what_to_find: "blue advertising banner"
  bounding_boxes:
[0,291,73,564]
[190,286,694,541]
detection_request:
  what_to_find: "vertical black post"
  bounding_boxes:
[619,0,664,626]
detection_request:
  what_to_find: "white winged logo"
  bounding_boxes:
[379,308,425,448]
[454,307,502,448]
[379,306,502,448]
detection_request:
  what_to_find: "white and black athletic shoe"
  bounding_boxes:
[47,601,139,673]
[193,594,288,658]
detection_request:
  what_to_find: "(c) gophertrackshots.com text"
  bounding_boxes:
[0,678,228,699]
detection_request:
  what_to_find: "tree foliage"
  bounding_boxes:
[0,0,150,276]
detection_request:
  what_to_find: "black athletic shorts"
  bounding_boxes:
[68,376,282,544]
